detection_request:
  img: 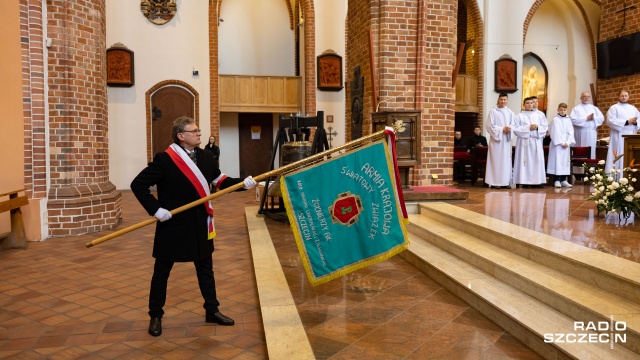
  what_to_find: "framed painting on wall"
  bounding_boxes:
[522,52,548,113]
[107,44,134,87]
[317,51,343,91]
[494,55,517,93]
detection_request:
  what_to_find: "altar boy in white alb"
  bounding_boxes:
[570,92,604,159]
[513,97,548,188]
[484,93,515,188]
[605,90,640,173]
[547,103,575,188]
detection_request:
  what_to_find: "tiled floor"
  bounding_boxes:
[0,182,635,359]
[0,190,267,359]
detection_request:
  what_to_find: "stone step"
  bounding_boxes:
[401,203,640,359]
[416,202,640,306]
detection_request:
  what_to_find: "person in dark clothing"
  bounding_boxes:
[454,131,465,147]
[204,135,220,167]
[467,126,488,149]
[131,116,257,337]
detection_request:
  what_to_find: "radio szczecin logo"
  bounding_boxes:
[544,320,626,349]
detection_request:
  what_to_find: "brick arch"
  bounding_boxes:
[208,1,315,139]
[145,80,199,162]
[523,0,600,69]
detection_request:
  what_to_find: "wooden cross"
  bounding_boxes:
[617,1,637,30]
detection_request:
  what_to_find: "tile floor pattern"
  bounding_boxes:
[0,190,267,359]
[1,182,635,359]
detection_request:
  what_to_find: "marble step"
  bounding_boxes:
[416,202,640,306]
[401,232,639,360]
[404,204,640,359]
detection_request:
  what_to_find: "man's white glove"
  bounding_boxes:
[154,208,172,222]
[243,175,257,189]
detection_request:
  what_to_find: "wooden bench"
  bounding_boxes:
[0,189,29,251]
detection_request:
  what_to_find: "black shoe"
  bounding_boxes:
[148,317,162,336]
[206,311,235,326]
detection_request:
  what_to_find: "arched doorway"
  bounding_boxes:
[145,81,199,161]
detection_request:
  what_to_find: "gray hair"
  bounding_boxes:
[172,116,195,143]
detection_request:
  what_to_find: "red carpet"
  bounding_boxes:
[407,186,466,193]
[402,186,468,201]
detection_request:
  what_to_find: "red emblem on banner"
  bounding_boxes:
[329,192,363,226]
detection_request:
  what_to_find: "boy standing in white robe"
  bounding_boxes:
[605,89,640,173]
[485,93,515,188]
[513,97,548,187]
[547,103,575,187]
[570,92,604,159]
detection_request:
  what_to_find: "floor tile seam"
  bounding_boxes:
[413,220,640,311]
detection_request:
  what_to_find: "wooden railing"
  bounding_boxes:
[219,74,301,113]
[455,74,479,113]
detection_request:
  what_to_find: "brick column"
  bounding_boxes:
[347,0,457,185]
[46,0,121,236]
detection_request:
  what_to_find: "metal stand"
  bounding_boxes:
[257,111,329,218]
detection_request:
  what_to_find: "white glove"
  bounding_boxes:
[154,208,172,222]
[243,175,257,189]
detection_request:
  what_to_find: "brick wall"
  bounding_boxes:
[597,0,640,139]
[46,0,121,236]
[347,0,458,185]
[20,0,47,200]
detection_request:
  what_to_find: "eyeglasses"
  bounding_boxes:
[182,129,202,134]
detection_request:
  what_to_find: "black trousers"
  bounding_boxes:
[148,256,220,318]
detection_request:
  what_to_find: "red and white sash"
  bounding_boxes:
[166,144,216,240]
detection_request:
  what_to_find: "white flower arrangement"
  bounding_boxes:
[583,156,640,222]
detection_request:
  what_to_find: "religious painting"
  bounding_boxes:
[317,51,343,91]
[107,44,134,87]
[494,55,517,93]
[522,52,548,113]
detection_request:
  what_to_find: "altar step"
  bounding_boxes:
[400,202,640,360]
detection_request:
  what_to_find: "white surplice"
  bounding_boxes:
[570,103,604,158]
[605,102,640,173]
[547,114,575,176]
[484,106,515,187]
[513,110,548,185]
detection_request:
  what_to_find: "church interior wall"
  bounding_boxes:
[106,0,211,189]
[218,0,294,76]
[481,0,532,117]
[315,0,347,148]
[220,113,240,177]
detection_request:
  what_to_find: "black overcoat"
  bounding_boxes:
[131,147,242,262]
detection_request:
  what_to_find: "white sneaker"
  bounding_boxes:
[554,181,561,188]
[561,180,572,188]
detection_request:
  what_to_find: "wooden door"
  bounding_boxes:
[239,113,273,178]
[151,86,195,156]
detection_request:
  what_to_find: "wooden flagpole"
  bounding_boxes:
[85,122,405,248]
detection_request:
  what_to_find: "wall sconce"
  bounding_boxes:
[471,49,475,57]
[140,0,177,25]
[298,16,304,27]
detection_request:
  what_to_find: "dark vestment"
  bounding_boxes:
[131,147,243,318]
[454,138,465,147]
[467,134,488,149]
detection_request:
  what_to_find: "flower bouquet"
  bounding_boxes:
[582,153,640,222]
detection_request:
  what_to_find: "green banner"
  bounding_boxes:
[281,140,409,286]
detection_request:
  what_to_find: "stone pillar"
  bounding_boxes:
[46,0,121,236]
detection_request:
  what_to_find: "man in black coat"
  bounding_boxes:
[131,116,257,337]
[467,126,488,149]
